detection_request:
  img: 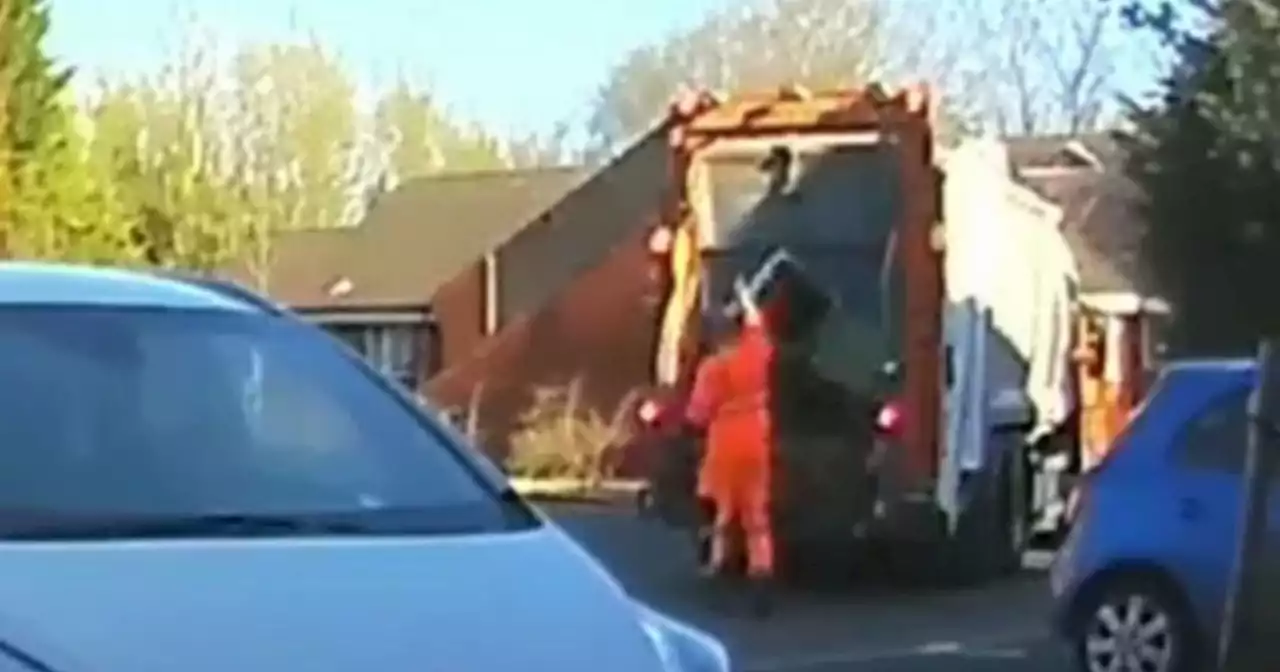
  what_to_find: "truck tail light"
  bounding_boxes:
[637,398,667,427]
[875,400,904,437]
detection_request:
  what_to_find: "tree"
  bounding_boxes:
[589,0,1131,146]
[83,29,299,278]
[86,40,247,274]
[585,0,896,151]
[227,40,390,288]
[86,36,386,287]
[85,22,549,287]
[953,0,1125,135]
[9,118,141,263]
[0,0,140,263]
[0,0,67,164]
[584,0,1006,153]
[373,81,508,181]
[502,121,578,168]
[1123,0,1280,354]
[233,40,381,232]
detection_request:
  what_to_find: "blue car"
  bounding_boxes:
[1051,358,1260,672]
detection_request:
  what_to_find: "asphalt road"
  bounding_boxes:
[543,501,1074,672]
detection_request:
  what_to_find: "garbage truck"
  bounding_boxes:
[639,85,1082,583]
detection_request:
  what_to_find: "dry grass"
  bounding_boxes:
[505,379,638,488]
[434,380,488,444]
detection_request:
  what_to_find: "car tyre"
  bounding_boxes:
[941,456,1027,586]
[1070,576,1199,672]
[991,450,1030,576]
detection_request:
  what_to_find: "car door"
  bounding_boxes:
[1167,382,1264,627]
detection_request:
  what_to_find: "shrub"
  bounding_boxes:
[505,379,636,487]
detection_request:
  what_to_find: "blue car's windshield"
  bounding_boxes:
[0,305,535,538]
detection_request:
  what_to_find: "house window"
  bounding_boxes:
[321,323,426,391]
[327,325,366,354]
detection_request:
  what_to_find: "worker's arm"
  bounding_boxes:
[684,357,723,430]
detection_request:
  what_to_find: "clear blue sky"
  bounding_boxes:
[47,0,736,136]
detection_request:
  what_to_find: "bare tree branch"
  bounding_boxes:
[946,0,1122,136]
[586,0,900,152]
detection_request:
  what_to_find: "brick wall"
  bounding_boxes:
[428,261,487,386]
[425,224,661,464]
[423,125,671,465]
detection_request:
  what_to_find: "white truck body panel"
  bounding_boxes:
[936,138,1080,528]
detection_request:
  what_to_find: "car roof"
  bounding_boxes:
[1160,357,1257,392]
[0,262,258,312]
[1163,357,1257,374]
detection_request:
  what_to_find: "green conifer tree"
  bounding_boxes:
[1124,0,1280,354]
[0,0,140,263]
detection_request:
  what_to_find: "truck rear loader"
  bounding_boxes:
[639,85,1082,584]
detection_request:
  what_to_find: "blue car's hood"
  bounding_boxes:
[0,527,663,672]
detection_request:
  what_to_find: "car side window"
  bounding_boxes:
[1178,388,1250,473]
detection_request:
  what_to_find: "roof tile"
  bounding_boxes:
[232,167,589,309]
[1007,135,1151,295]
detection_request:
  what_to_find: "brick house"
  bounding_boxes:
[249,125,671,457]
[256,167,585,390]
[1008,134,1168,467]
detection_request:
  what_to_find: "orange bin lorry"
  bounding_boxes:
[639,85,1090,583]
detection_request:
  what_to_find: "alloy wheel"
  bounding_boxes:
[1081,592,1176,672]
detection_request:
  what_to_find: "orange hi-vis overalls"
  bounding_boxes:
[684,324,775,578]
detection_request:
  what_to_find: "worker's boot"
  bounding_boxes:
[696,528,717,578]
[635,486,652,517]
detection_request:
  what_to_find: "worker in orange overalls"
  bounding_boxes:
[684,291,776,616]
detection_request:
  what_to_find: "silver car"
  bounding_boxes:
[0,262,729,672]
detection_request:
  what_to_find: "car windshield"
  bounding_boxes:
[0,305,536,539]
